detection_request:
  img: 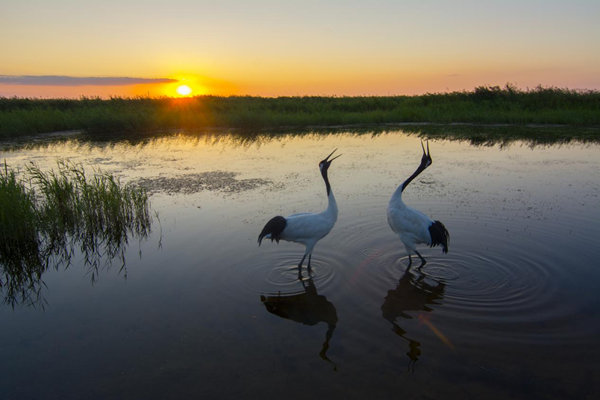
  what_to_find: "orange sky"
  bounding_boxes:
[1,0,599,98]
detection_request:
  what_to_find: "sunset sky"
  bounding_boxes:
[1,0,599,98]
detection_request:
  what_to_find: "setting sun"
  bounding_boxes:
[176,85,192,96]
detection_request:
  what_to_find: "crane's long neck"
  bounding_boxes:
[322,168,338,219]
[390,163,427,206]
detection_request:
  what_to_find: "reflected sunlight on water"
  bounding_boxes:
[1,129,599,399]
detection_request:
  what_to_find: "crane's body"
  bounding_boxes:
[258,150,340,270]
[387,142,449,267]
[278,203,338,253]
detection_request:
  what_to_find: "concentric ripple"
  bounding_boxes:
[340,207,600,345]
[238,245,341,296]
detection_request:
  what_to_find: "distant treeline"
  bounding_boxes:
[1,84,599,137]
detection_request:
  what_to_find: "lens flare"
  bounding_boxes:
[418,314,455,350]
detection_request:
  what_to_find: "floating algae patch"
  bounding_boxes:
[136,171,273,195]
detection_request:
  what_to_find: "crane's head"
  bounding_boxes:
[319,148,342,172]
[420,141,432,168]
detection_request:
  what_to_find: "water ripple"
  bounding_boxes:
[239,246,341,296]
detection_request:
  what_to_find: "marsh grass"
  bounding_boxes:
[1,84,599,138]
[0,161,153,308]
[396,124,600,147]
[0,164,45,307]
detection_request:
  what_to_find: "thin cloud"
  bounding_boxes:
[0,75,177,86]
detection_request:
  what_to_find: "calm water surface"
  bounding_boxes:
[1,130,599,399]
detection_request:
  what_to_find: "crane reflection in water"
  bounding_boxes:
[260,276,338,370]
[381,268,447,372]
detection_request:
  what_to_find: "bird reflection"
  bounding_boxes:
[381,269,446,372]
[260,277,338,370]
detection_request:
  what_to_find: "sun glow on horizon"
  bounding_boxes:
[2,1,599,98]
[176,84,192,96]
[156,76,216,98]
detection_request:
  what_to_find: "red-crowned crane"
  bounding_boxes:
[387,142,449,268]
[258,149,341,271]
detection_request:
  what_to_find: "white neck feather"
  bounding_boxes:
[325,190,339,220]
[388,184,406,209]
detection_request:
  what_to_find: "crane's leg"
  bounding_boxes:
[304,242,316,271]
[415,250,427,270]
[403,242,414,270]
[298,254,307,270]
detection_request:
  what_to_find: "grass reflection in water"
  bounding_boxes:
[0,161,155,308]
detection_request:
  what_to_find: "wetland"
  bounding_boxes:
[1,126,599,399]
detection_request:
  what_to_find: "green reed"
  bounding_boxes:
[1,84,599,137]
[0,161,154,308]
[0,163,45,307]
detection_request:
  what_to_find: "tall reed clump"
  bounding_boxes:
[0,161,154,308]
[0,163,45,307]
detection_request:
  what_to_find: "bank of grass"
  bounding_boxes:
[0,161,153,308]
[1,84,599,137]
[397,124,600,146]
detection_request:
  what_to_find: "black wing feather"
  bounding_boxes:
[258,216,287,245]
[428,220,449,253]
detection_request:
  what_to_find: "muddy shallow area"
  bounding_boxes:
[1,129,599,399]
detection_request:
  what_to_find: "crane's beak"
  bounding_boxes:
[421,140,430,157]
[420,140,432,167]
[324,148,342,163]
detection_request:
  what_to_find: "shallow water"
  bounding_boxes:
[1,130,599,399]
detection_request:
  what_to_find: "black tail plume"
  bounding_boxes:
[429,221,449,253]
[258,216,287,246]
